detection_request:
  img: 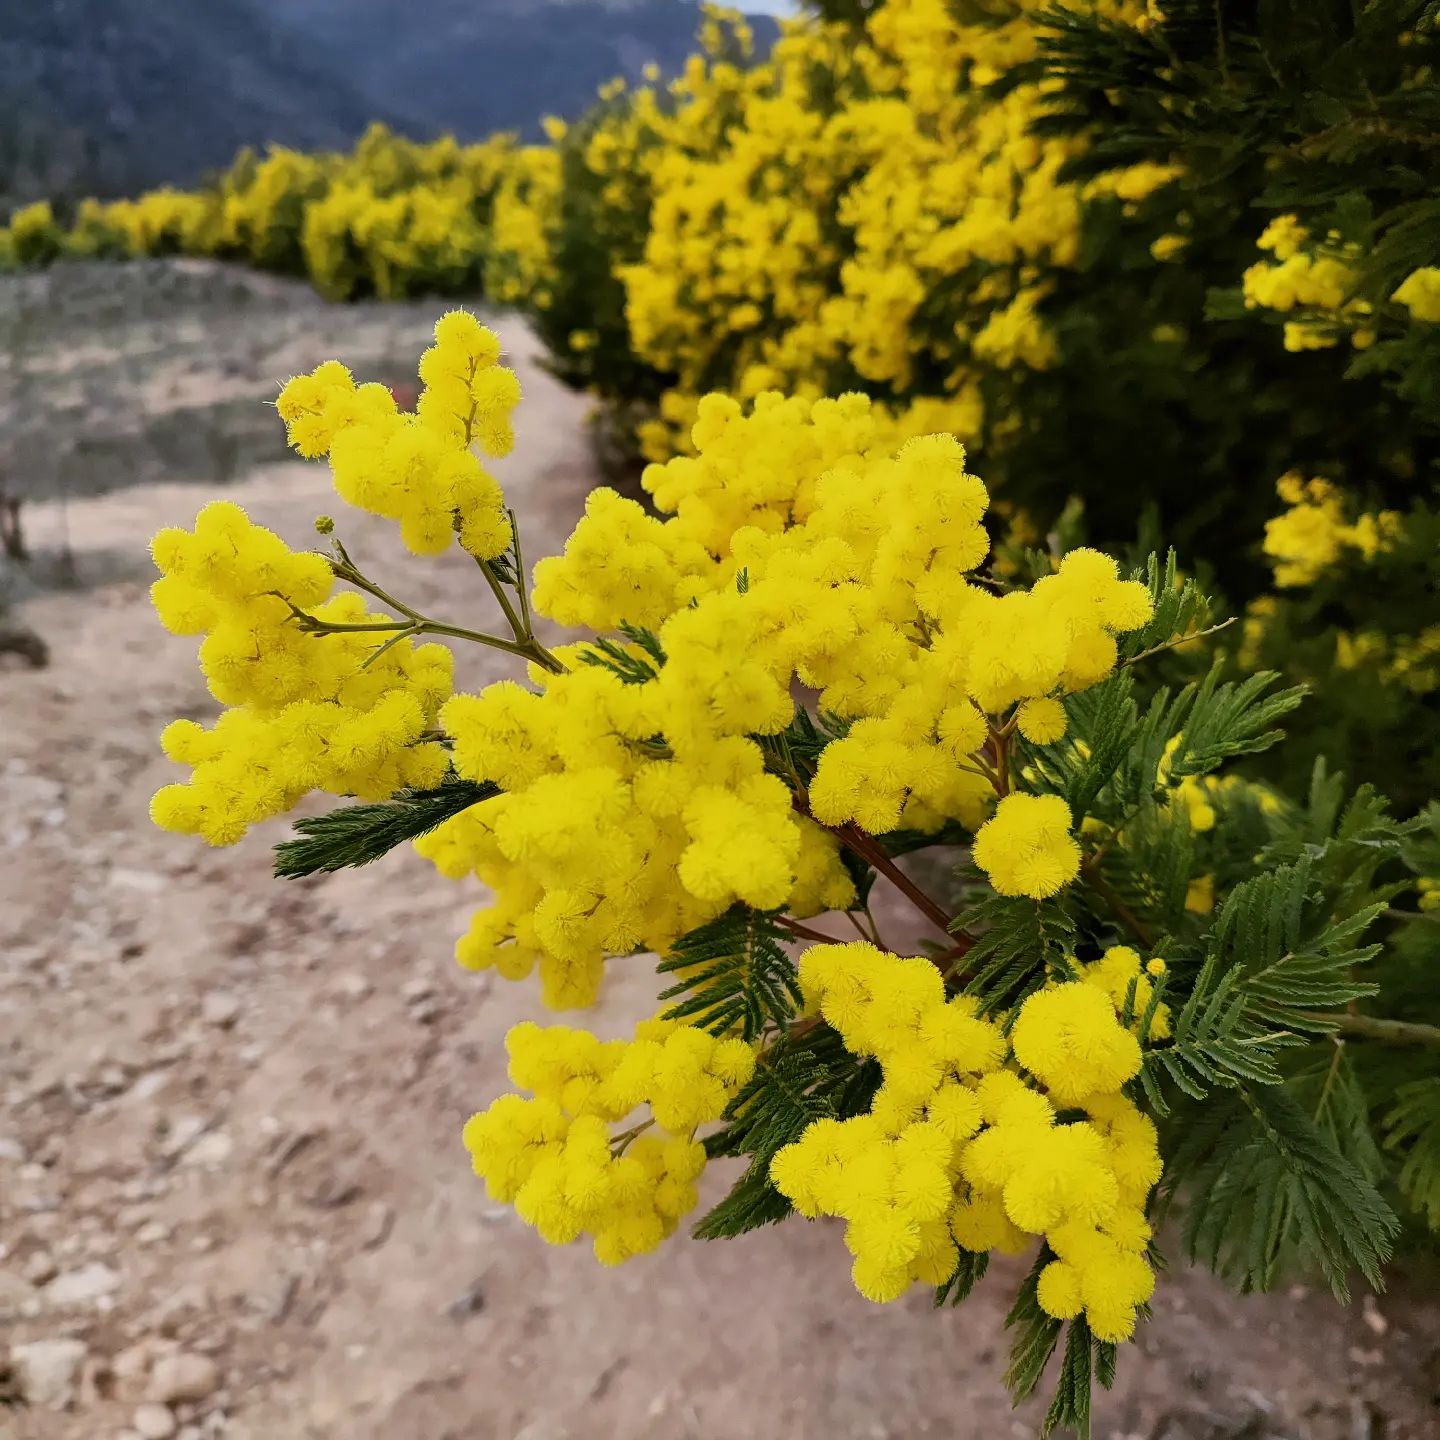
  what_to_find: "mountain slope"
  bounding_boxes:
[0,0,779,209]
[0,0,402,205]
[278,0,780,142]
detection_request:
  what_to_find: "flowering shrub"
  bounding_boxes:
[491,0,1178,466]
[0,200,64,267]
[478,0,1440,805]
[3,124,517,301]
[1036,0,1440,807]
[148,318,1440,1436]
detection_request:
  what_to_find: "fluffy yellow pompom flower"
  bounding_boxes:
[1017,697,1067,744]
[463,1017,753,1264]
[277,310,516,560]
[1393,267,1440,323]
[153,321,1182,1352]
[148,501,451,844]
[1080,946,1171,1039]
[1010,982,1143,1103]
[772,942,1160,1328]
[971,793,1082,898]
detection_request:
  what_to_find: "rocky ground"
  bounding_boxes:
[2,262,1438,1440]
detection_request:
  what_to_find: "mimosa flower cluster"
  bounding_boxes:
[1262,472,1402,589]
[18,124,517,300]
[1393,267,1440,324]
[1241,215,1440,355]
[9,3,1434,818]
[149,501,451,845]
[594,0,1172,461]
[275,310,517,559]
[770,942,1161,1339]
[1229,202,1439,798]
[148,309,524,846]
[1241,215,1371,353]
[413,385,1151,1010]
[148,319,1186,1372]
[464,1018,753,1263]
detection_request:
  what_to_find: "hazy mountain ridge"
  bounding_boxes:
[0,0,779,210]
[0,0,395,205]
[281,0,771,143]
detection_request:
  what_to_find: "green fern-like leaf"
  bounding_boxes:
[1003,1252,1064,1403]
[1203,857,1382,1034]
[1139,858,1384,1110]
[696,1029,879,1239]
[934,1248,989,1307]
[961,893,1079,1018]
[1093,800,1195,935]
[658,906,801,1040]
[1023,658,1302,834]
[1163,665,1307,780]
[1163,1084,1399,1301]
[1258,760,1413,913]
[1383,1077,1440,1227]
[576,622,666,685]
[1138,959,1287,1113]
[1043,670,1140,822]
[1119,549,1215,661]
[273,776,497,878]
[1042,1318,1101,1440]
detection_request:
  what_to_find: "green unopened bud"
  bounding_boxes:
[314,515,335,535]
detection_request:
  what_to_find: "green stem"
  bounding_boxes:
[289,610,553,667]
[476,555,527,643]
[1325,1012,1440,1050]
[610,1118,655,1155]
[509,507,534,637]
[330,559,424,624]
[1124,616,1236,668]
[325,540,565,675]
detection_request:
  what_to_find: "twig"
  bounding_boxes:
[775,916,844,945]
[475,553,527,643]
[842,909,881,948]
[509,507,534,636]
[835,823,960,943]
[1313,1036,1344,1120]
[1124,616,1236,668]
[610,1118,655,1155]
[1321,1012,1440,1050]
[298,536,566,674]
[282,602,548,666]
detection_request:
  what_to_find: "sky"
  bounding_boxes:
[740,0,800,13]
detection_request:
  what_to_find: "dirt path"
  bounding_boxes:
[2,304,1437,1440]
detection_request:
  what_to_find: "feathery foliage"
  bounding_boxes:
[273,776,496,878]
[577,621,667,686]
[1384,1079,1440,1229]
[696,1029,879,1240]
[961,893,1079,1018]
[1161,1084,1398,1301]
[657,905,801,1040]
